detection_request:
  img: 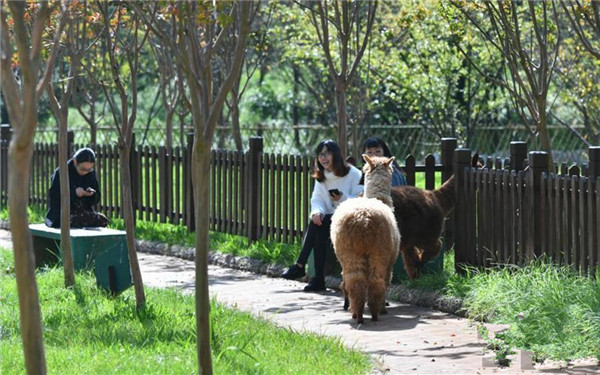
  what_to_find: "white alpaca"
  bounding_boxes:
[331,155,400,323]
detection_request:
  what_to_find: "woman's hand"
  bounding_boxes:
[312,213,323,226]
[76,187,95,197]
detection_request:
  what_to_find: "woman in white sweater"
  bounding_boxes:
[281,139,363,291]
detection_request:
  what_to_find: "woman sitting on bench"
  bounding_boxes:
[45,147,109,228]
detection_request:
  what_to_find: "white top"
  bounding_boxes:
[310,166,363,217]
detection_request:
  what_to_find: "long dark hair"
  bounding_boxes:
[362,137,401,169]
[313,139,349,182]
[72,147,96,163]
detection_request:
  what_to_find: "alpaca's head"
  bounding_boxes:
[362,155,395,206]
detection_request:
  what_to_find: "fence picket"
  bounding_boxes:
[494,170,503,263]
[283,154,289,243]
[571,175,579,269]
[269,153,276,240]
[276,154,282,243]
[425,154,435,190]
[578,177,587,271]
[502,171,510,263]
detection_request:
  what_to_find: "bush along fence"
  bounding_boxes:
[453,144,600,274]
[1,122,598,274]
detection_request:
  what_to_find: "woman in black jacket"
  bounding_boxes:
[45,148,109,228]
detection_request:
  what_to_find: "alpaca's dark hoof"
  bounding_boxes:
[357,316,364,324]
[343,297,349,311]
[380,308,388,315]
[352,312,357,319]
[372,315,379,322]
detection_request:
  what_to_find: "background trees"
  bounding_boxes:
[18,0,597,163]
[2,1,600,373]
[450,0,562,169]
[299,0,378,157]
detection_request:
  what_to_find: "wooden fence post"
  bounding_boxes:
[0,124,11,210]
[587,146,599,270]
[246,137,263,243]
[453,148,473,272]
[510,141,527,171]
[526,151,549,259]
[441,137,457,251]
[588,146,600,178]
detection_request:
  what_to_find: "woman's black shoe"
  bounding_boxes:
[304,277,326,292]
[281,264,306,280]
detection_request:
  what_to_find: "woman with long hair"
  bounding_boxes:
[45,147,109,228]
[281,139,363,291]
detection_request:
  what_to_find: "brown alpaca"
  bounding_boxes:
[331,155,400,324]
[392,155,479,279]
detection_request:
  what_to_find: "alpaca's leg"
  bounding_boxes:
[367,257,388,320]
[341,281,350,311]
[344,271,366,324]
[401,246,421,280]
[381,259,396,315]
[367,276,386,322]
[419,238,442,265]
[385,257,395,288]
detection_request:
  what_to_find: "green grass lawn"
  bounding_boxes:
[398,251,600,362]
[444,262,600,362]
[0,250,371,375]
[2,200,599,364]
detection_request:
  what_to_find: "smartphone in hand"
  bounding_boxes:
[86,187,96,194]
[329,189,341,197]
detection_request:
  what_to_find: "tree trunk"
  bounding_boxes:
[193,140,213,374]
[335,78,348,157]
[166,109,174,156]
[537,112,554,171]
[231,93,243,151]
[57,110,75,287]
[8,131,47,375]
[90,121,97,149]
[119,148,146,308]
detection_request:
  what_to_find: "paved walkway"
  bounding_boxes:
[1,229,598,374]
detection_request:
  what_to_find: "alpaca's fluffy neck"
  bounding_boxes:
[364,176,393,207]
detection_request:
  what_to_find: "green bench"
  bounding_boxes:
[29,223,132,294]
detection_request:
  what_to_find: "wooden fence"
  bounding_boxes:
[3,124,598,274]
[454,145,600,273]
[0,128,456,245]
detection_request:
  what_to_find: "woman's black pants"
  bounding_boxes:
[295,214,332,279]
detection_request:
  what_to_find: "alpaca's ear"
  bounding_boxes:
[385,156,395,167]
[363,154,375,168]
